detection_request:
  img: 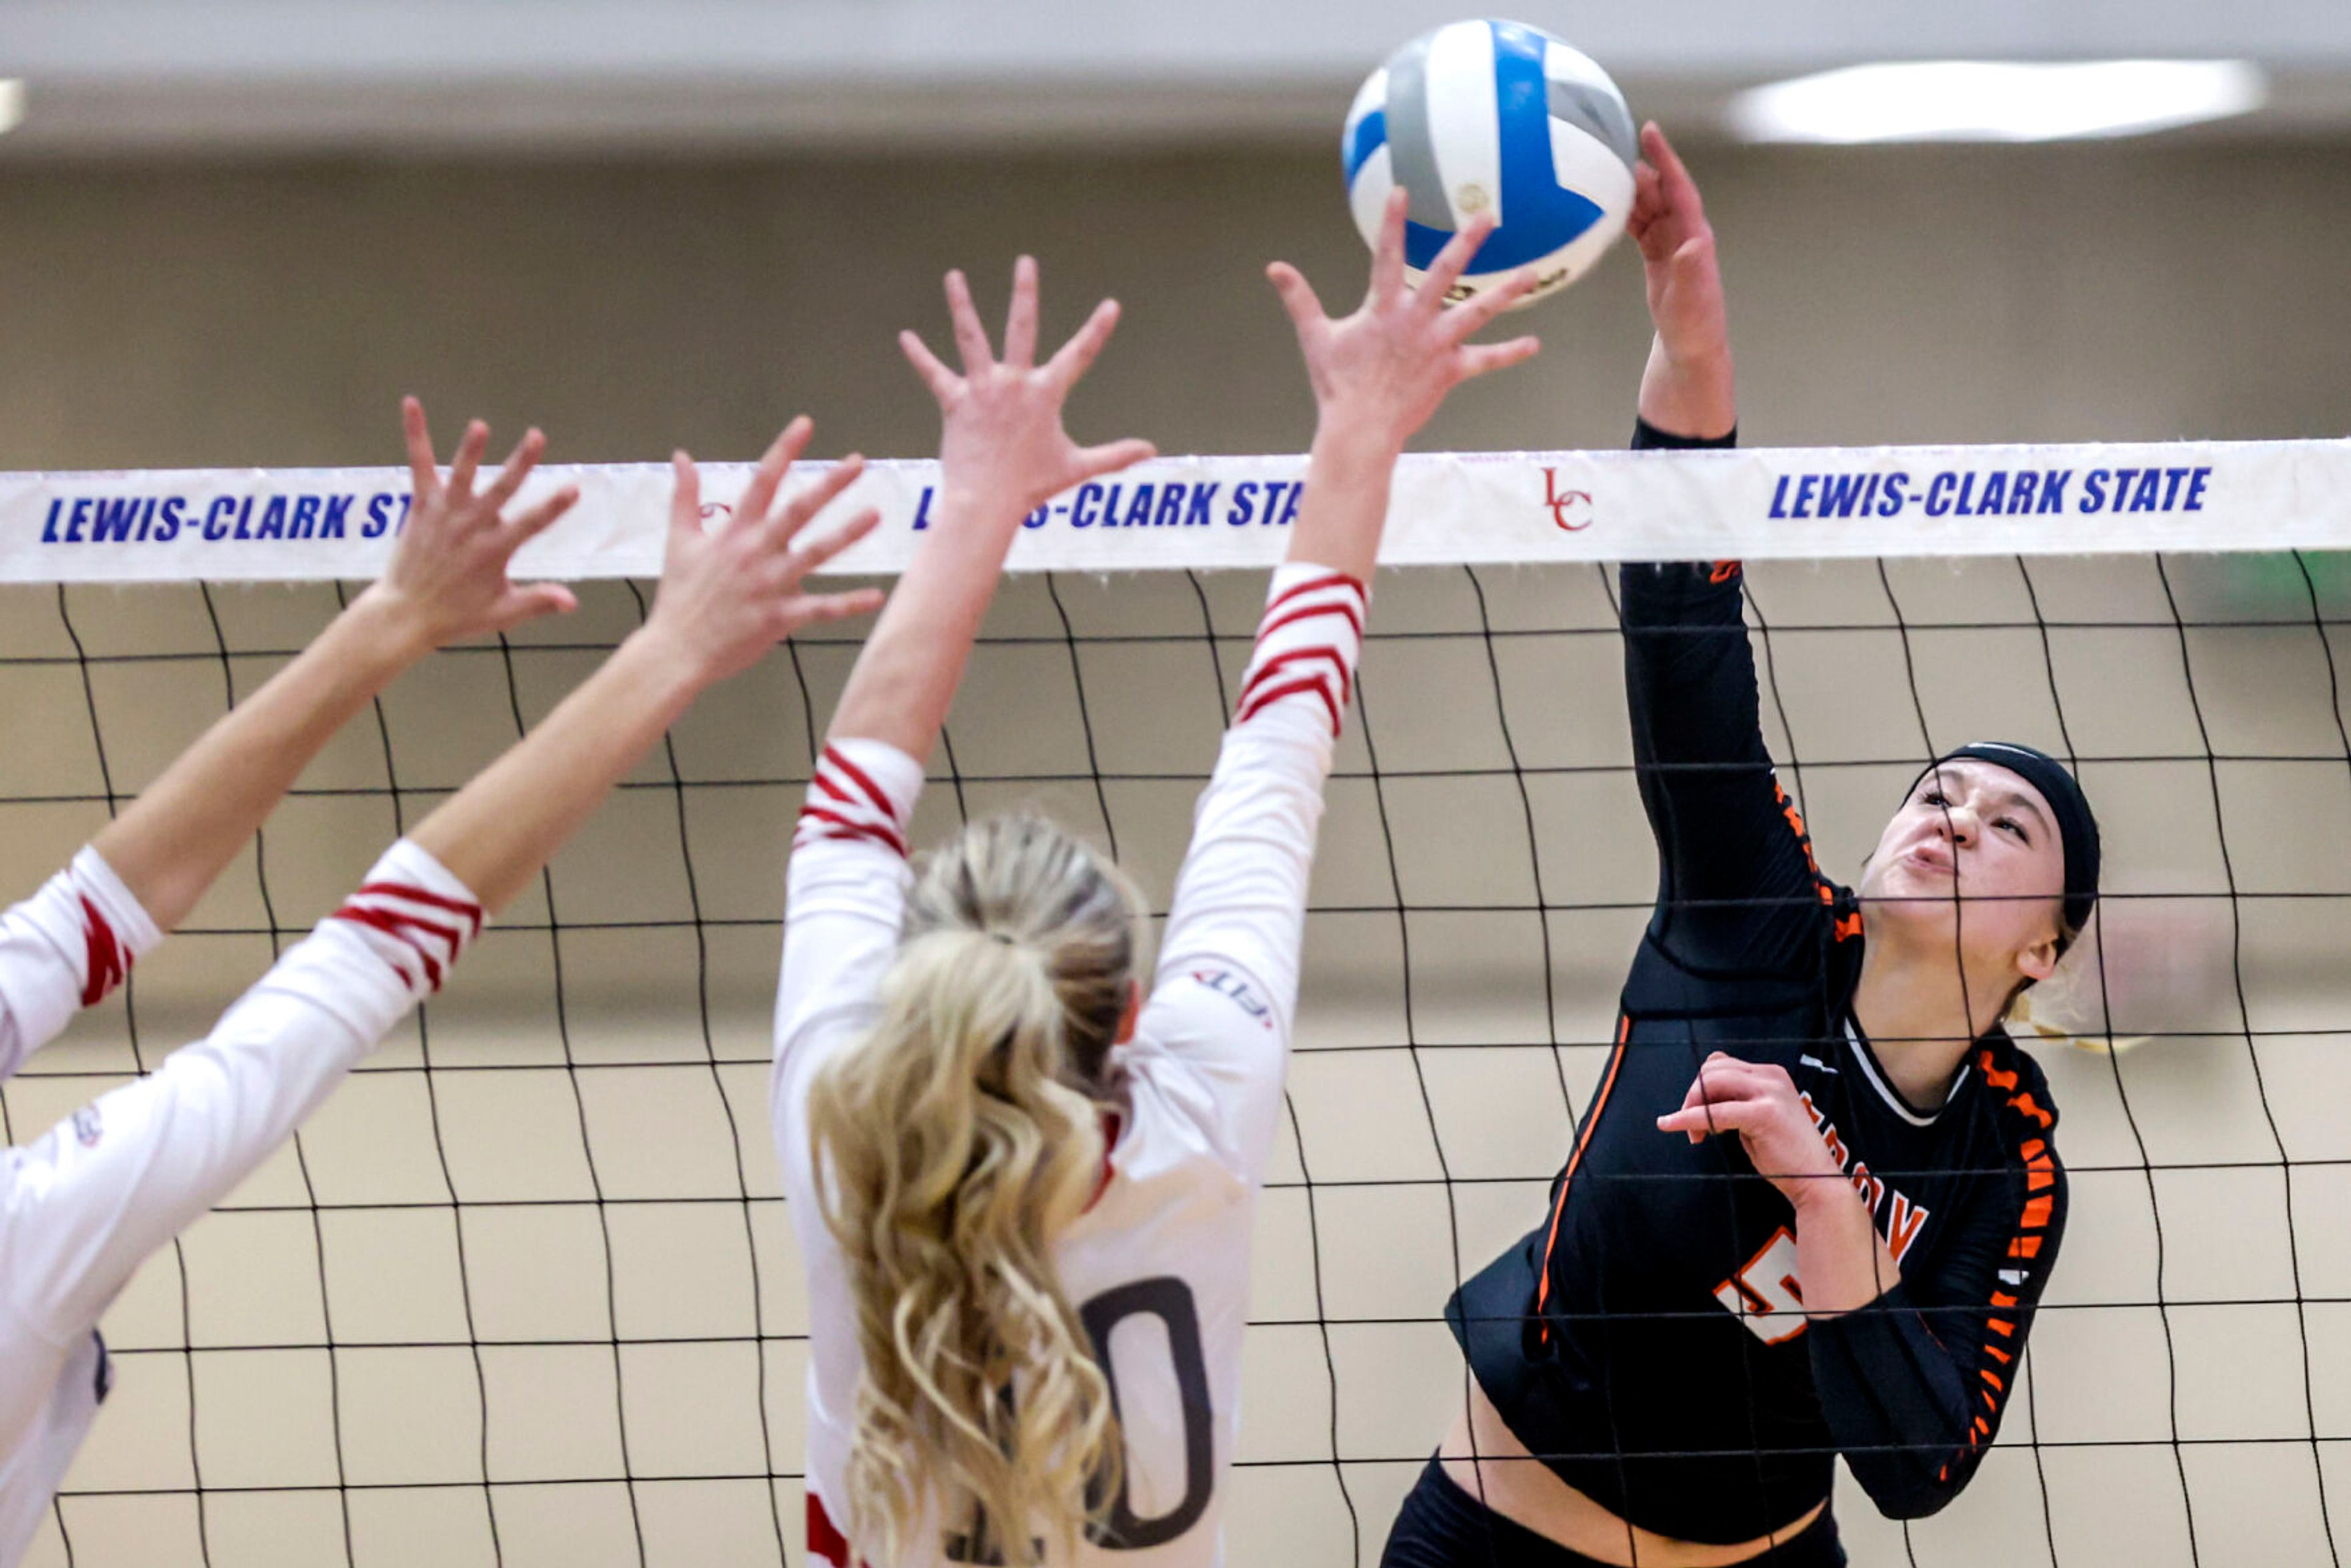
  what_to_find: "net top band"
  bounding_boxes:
[1,438,2341,583]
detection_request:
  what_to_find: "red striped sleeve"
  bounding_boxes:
[329,866,485,999]
[1233,566,1368,738]
[1264,569,1362,615]
[355,880,485,938]
[794,743,916,858]
[1255,596,1366,645]
[807,1495,853,1567]
[76,894,128,1008]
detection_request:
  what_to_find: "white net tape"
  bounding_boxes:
[2,439,2344,583]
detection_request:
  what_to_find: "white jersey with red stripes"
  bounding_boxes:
[0,840,482,1566]
[774,561,1367,1568]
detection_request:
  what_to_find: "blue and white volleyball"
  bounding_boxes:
[1343,19,1638,306]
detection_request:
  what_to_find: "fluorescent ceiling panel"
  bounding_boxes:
[1727,60,2267,143]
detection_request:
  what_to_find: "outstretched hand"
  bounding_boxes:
[371,397,583,649]
[1629,123,1735,437]
[899,257,1156,519]
[1267,189,1541,456]
[649,419,886,687]
[1629,122,1729,372]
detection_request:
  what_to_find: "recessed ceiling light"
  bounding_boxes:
[1727,60,2266,144]
[0,82,22,137]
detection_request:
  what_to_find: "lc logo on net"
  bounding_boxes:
[1540,468,1592,531]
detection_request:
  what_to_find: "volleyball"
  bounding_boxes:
[1343,18,1639,306]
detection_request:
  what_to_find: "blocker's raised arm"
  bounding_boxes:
[89,399,580,937]
[411,419,882,913]
[827,256,1154,763]
[1137,197,1547,1177]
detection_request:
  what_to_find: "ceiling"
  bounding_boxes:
[6,0,2351,154]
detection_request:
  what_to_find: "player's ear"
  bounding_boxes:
[1116,977,1142,1045]
[2017,923,2061,986]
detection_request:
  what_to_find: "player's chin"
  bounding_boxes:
[1860,882,1961,936]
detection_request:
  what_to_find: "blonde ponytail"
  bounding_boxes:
[2003,912,2147,1053]
[806,812,1140,1566]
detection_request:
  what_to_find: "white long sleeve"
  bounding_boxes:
[0,849,162,1084]
[0,839,484,1568]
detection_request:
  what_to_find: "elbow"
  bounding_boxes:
[1867,1479,1959,1523]
[1850,1449,1973,1521]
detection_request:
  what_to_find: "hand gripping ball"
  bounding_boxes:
[1343,18,1638,306]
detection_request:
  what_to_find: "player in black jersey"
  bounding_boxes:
[1381,125,2098,1568]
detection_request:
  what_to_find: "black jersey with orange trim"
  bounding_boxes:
[1443,450,2069,1545]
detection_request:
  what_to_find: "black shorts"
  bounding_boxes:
[1379,1457,1846,1568]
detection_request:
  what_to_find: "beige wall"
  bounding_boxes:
[2,140,2349,477]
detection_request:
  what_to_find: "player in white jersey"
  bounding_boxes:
[772,196,1541,1568]
[0,405,882,1566]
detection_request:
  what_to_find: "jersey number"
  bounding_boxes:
[945,1276,1216,1562]
[1712,1226,1808,1345]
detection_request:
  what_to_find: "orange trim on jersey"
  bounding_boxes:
[1946,1041,2066,1470]
[1534,1014,1632,1343]
[1769,778,1859,944]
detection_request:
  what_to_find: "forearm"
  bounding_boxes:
[1793,1181,1905,1317]
[1620,560,1764,774]
[91,588,429,932]
[1286,419,1397,583]
[828,487,1025,760]
[410,630,705,913]
[1163,565,1365,997]
[1636,337,1736,442]
[1802,1221,1981,1519]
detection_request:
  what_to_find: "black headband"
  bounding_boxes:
[1905,742,2101,941]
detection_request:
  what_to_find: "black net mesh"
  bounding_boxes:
[4,552,2350,1566]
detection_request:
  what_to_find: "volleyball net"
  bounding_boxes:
[5,440,2351,1567]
